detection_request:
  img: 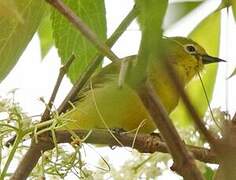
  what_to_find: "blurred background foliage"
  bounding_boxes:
[0,0,235,179]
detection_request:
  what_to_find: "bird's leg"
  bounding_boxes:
[111,128,126,135]
[109,128,127,149]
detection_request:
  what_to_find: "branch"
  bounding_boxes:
[10,129,218,180]
[137,82,203,179]
[10,138,53,180]
[41,54,75,121]
[55,130,218,164]
[163,59,218,149]
[45,0,119,62]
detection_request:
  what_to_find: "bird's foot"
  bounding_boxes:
[109,128,126,150]
[150,132,163,141]
[111,128,126,135]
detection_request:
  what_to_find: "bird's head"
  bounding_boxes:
[163,36,225,82]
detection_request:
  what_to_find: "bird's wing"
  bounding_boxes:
[71,55,137,104]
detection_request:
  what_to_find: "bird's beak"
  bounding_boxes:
[201,54,226,64]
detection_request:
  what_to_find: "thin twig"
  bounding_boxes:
[46,0,119,62]
[163,59,218,149]
[41,54,75,121]
[137,82,203,179]
[57,6,138,114]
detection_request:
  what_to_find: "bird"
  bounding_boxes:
[63,36,225,133]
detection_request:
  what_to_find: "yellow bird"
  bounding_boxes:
[64,37,225,133]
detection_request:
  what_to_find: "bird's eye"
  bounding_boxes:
[184,44,197,54]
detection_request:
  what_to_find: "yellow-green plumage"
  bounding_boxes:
[64,37,222,133]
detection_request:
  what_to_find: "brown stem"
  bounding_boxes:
[10,139,53,180]
[214,118,236,179]
[55,130,217,164]
[41,54,75,121]
[137,82,203,179]
[163,59,218,149]
[11,129,218,180]
[45,0,119,62]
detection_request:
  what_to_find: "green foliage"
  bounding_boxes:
[37,146,85,178]
[38,8,54,59]
[171,11,221,127]
[0,93,31,178]
[0,0,23,22]
[204,166,215,180]
[0,93,68,178]
[0,0,45,82]
[31,147,170,179]
[51,0,107,83]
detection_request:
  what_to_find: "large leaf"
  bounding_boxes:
[0,0,45,82]
[0,0,23,22]
[38,9,54,59]
[164,1,202,29]
[52,0,106,83]
[171,12,221,127]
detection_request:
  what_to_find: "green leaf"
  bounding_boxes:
[0,0,23,22]
[52,0,106,83]
[133,0,168,87]
[164,1,202,29]
[171,12,221,127]
[171,0,202,2]
[204,166,214,180]
[0,0,45,82]
[38,9,54,59]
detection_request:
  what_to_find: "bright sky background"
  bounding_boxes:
[0,0,236,179]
